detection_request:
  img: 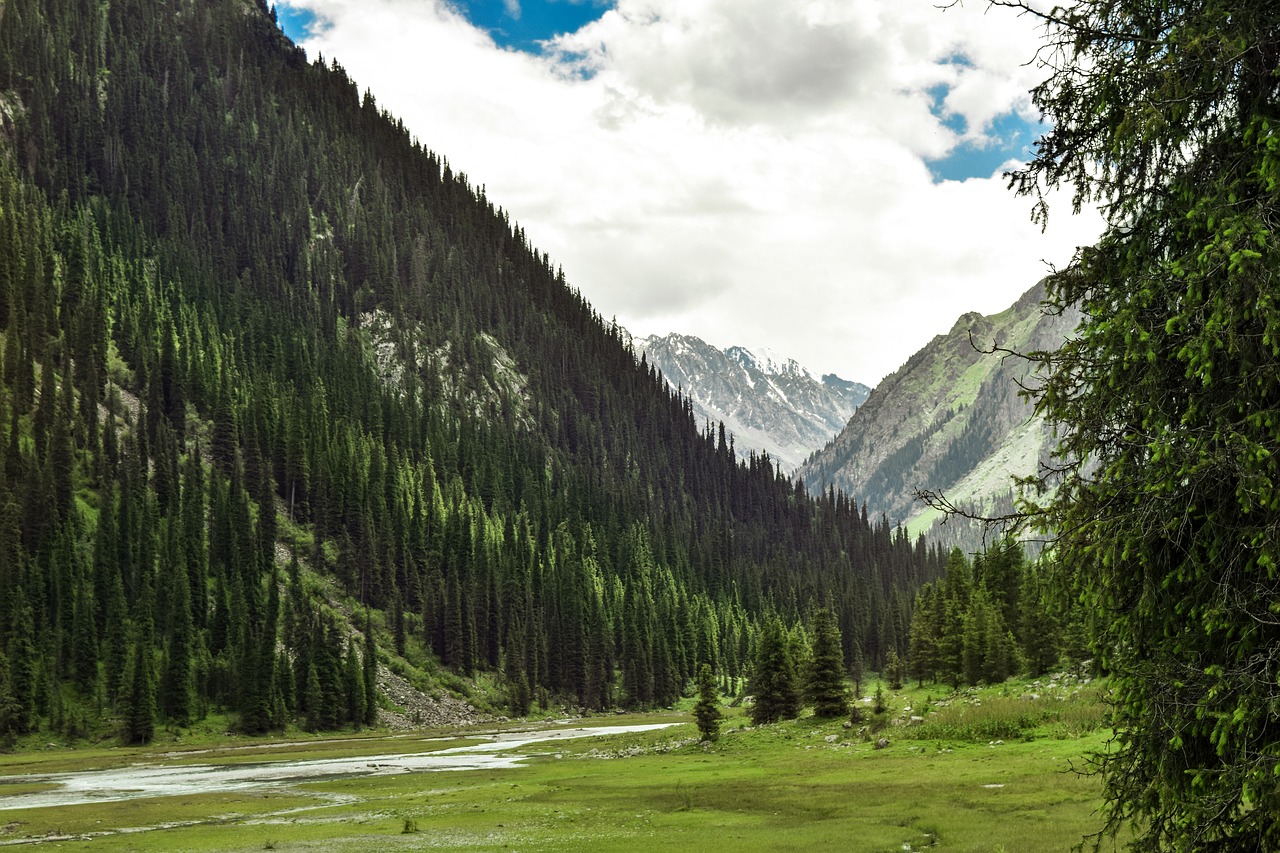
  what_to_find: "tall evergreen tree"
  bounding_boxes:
[159,557,195,726]
[803,609,848,718]
[749,619,799,725]
[122,638,156,745]
[692,663,721,742]
[1006,1,1280,842]
[4,585,37,735]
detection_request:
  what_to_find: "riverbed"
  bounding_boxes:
[0,723,676,812]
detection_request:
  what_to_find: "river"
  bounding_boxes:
[0,723,677,812]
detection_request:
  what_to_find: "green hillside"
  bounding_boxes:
[0,0,941,744]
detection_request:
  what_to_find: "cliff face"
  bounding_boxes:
[799,282,1078,527]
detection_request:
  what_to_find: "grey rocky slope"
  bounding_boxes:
[798,281,1078,532]
[632,334,869,472]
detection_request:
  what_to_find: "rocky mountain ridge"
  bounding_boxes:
[798,281,1078,537]
[633,333,870,472]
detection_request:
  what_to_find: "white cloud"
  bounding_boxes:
[281,0,1101,385]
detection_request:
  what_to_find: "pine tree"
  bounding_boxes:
[749,619,799,725]
[1005,0,1280,843]
[692,663,721,742]
[803,609,848,718]
[159,560,195,725]
[122,638,156,745]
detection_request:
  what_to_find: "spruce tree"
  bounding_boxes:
[71,578,99,695]
[344,638,365,727]
[803,609,848,718]
[848,636,864,702]
[5,586,37,735]
[1018,563,1059,678]
[692,663,721,742]
[749,619,799,725]
[122,638,156,745]
[882,647,904,691]
[304,662,324,732]
[1005,0,1280,843]
[158,564,195,726]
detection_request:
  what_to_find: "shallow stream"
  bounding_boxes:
[0,723,675,811]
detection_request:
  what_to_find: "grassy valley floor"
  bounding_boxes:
[0,680,1119,852]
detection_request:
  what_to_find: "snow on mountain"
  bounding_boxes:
[725,345,814,381]
[634,334,870,473]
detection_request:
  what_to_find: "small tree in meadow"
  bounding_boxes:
[693,663,722,742]
[749,618,800,725]
[803,609,848,718]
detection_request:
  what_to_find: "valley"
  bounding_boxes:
[1,0,1272,848]
[0,679,1112,852]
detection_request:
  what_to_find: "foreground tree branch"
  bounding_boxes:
[985,0,1280,847]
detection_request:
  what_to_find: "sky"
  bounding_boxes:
[274,0,1103,386]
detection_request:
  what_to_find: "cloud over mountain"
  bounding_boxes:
[282,0,1103,384]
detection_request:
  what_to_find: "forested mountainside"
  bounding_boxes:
[799,283,1078,530]
[0,0,943,743]
[633,333,869,473]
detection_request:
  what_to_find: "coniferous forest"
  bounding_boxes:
[0,0,946,743]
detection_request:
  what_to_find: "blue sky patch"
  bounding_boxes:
[276,1,609,53]
[928,109,1043,183]
[459,0,612,53]
[275,4,320,43]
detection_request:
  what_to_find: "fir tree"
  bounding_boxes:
[749,619,799,725]
[803,609,848,718]
[122,639,156,745]
[158,560,195,726]
[692,663,721,742]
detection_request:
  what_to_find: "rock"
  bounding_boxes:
[874,738,890,750]
[375,664,489,731]
[910,715,924,725]
[824,734,839,743]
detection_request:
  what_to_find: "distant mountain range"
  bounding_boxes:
[797,281,1079,538]
[632,334,870,472]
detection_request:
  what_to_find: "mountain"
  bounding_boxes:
[798,282,1079,535]
[633,334,869,472]
[0,0,940,743]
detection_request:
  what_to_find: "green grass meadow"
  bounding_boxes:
[0,681,1119,852]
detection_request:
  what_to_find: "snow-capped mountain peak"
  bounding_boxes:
[725,345,813,381]
[632,333,870,472]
